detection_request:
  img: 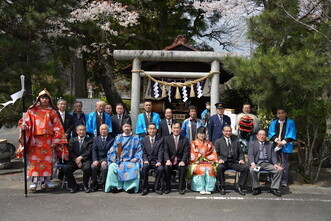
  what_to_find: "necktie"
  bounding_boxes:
[102,136,106,144]
[118,115,122,125]
[227,138,233,158]
[79,138,83,152]
[147,113,151,123]
[219,115,223,126]
[167,120,171,133]
[175,136,179,150]
[259,142,265,161]
[98,113,103,125]
[151,138,154,147]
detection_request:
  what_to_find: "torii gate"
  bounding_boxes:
[113,50,229,131]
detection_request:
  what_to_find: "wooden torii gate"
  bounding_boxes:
[113,50,228,131]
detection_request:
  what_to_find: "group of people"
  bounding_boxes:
[18,89,296,197]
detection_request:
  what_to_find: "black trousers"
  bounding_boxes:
[164,164,187,191]
[217,161,249,187]
[63,161,92,188]
[91,162,108,185]
[141,163,163,191]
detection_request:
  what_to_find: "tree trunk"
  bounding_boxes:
[97,53,127,110]
[72,55,87,98]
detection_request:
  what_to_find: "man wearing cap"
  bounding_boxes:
[208,102,231,144]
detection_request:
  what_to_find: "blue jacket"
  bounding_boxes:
[135,112,161,135]
[208,114,231,144]
[86,111,112,136]
[268,118,296,153]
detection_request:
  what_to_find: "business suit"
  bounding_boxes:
[248,140,282,190]
[111,113,131,137]
[58,111,74,140]
[63,136,93,189]
[208,114,231,144]
[214,135,249,188]
[159,118,173,137]
[163,134,190,191]
[141,136,164,191]
[91,135,115,188]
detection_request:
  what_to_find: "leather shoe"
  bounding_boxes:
[92,182,98,192]
[69,185,79,193]
[252,188,261,196]
[111,187,119,193]
[220,187,226,195]
[127,188,135,194]
[270,189,281,197]
[179,189,185,195]
[141,189,149,196]
[235,186,245,196]
[84,186,91,193]
[164,189,170,194]
[155,190,163,195]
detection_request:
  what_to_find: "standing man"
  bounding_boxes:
[141,123,164,195]
[201,102,211,126]
[181,106,204,143]
[136,99,161,137]
[164,122,190,194]
[70,101,89,138]
[105,122,142,193]
[159,108,173,137]
[268,108,296,187]
[105,104,114,117]
[249,129,283,197]
[57,99,74,140]
[63,125,93,193]
[86,101,112,137]
[214,125,249,195]
[208,102,231,144]
[235,103,260,153]
[91,124,114,191]
[111,103,131,137]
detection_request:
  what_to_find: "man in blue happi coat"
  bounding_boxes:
[181,105,204,143]
[268,108,296,187]
[136,99,161,137]
[86,101,112,137]
[104,121,142,193]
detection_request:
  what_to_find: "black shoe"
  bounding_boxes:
[84,186,91,193]
[141,189,149,196]
[270,189,281,197]
[235,186,245,196]
[155,190,163,195]
[179,189,185,195]
[252,188,261,196]
[92,182,98,192]
[164,189,170,194]
[127,188,135,194]
[220,187,226,195]
[111,187,119,193]
[69,185,79,194]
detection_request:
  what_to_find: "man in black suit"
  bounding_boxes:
[57,99,74,140]
[163,121,190,194]
[91,124,114,191]
[111,103,131,137]
[63,125,93,193]
[159,108,173,137]
[208,102,231,144]
[215,125,249,195]
[248,129,283,197]
[141,123,164,195]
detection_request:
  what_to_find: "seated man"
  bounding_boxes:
[214,125,249,195]
[248,129,283,197]
[163,122,190,194]
[91,124,115,191]
[141,123,164,195]
[104,121,142,193]
[63,125,93,193]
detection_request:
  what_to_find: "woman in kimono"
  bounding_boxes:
[17,89,68,191]
[188,126,218,194]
